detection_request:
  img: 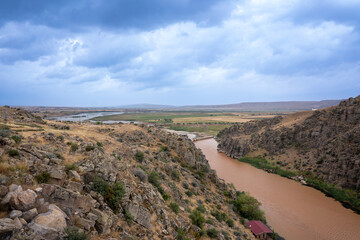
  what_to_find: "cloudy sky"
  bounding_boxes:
[0,0,359,106]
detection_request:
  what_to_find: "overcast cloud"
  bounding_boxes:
[0,0,359,106]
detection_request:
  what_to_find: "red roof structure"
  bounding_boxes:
[246,220,272,236]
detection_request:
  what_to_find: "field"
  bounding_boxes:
[93,111,285,136]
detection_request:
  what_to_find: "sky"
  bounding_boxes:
[0,0,360,107]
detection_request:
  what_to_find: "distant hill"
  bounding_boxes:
[176,100,342,111]
[116,103,176,109]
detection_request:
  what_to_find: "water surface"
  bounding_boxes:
[195,138,360,240]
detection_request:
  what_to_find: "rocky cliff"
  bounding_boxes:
[0,107,257,240]
[217,95,360,192]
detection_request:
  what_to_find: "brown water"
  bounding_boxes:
[195,139,360,240]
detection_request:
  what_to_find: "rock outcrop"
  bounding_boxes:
[217,95,360,191]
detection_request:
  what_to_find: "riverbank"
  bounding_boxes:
[237,156,360,214]
[195,138,360,240]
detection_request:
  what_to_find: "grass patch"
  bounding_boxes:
[35,171,51,183]
[65,227,89,240]
[238,156,296,178]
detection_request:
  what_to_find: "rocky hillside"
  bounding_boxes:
[217,95,360,192]
[0,106,258,240]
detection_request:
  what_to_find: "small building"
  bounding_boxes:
[246,220,273,239]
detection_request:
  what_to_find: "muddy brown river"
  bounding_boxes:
[195,138,360,240]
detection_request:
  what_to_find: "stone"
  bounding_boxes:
[90,209,114,235]
[127,203,151,229]
[19,218,27,225]
[1,185,23,205]
[67,181,83,193]
[34,187,42,193]
[0,185,8,197]
[12,218,22,229]
[9,210,22,219]
[49,168,66,180]
[10,189,37,211]
[68,170,81,181]
[74,215,95,231]
[23,208,38,222]
[29,204,67,240]
[0,218,17,234]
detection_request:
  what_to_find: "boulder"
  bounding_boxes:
[29,204,67,240]
[68,170,81,181]
[1,185,23,205]
[0,185,8,197]
[67,181,83,193]
[9,210,22,219]
[23,208,38,222]
[0,218,18,234]
[90,209,115,235]
[49,168,66,180]
[127,203,151,229]
[74,215,95,231]
[10,189,37,211]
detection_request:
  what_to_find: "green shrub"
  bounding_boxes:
[125,209,133,223]
[8,149,19,157]
[91,178,125,212]
[56,135,64,141]
[65,227,89,240]
[0,127,10,138]
[211,210,227,222]
[185,191,193,197]
[135,151,144,162]
[96,142,103,147]
[206,219,214,224]
[85,145,95,151]
[11,135,21,144]
[176,228,187,240]
[206,228,218,238]
[70,143,78,152]
[226,218,234,228]
[55,152,64,160]
[161,146,169,152]
[196,204,206,213]
[171,170,180,181]
[232,192,265,222]
[91,177,110,196]
[65,163,76,173]
[189,210,205,228]
[170,202,179,214]
[35,171,51,183]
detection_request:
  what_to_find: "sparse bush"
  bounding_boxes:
[176,228,187,240]
[11,135,21,144]
[56,135,64,141]
[185,191,193,197]
[206,219,214,224]
[226,218,234,228]
[96,141,103,147]
[125,209,133,223]
[85,145,95,151]
[92,178,125,212]
[232,192,265,222]
[55,152,64,160]
[206,228,218,238]
[182,182,189,189]
[133,168,147,182]
[135,150,144,162]
[196,204,206,213]
[148,171,170,200]
[65,163,76,173]
[161,146,169,152]
[170,202,179,214]
[8,149,19,157]
[189,210,205,228]
[0,127,10,138]
[35,171,51,183]
[65,227,89,240]
[171,170,180,181]
[211,210,227,222]
[91,177,110,196]
[70,143,78,152]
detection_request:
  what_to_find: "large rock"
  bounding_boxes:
[29,204,67,240]
[90,209,116,235]
[127,203,151,229]
[9,210,22,219]
[10,189,37,211]
[0,218,19,235]
[1,185,23,205]
[68,170,81,181]
[23,208,38,222]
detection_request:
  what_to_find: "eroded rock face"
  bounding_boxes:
[10,189,37,211]
[217,95,360,190]
[0,218,19,235]
[29,204,67,240]
[127,203,151,229]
